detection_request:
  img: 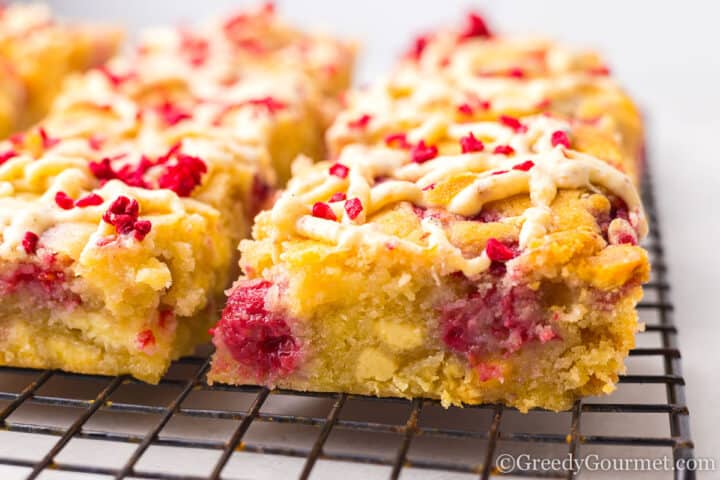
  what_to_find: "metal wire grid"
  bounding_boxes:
[0,170,695,480]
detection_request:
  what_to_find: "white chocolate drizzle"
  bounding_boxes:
[275,114,647,277]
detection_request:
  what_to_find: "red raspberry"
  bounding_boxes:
[459,12,492,40]
[329,163,350,179]
[411,140,438,163]
[157,153,207,197]
[133,220,152,241]
[87,135,105,151]
[244,96,286,115]
[347,114,372,130]
[493,145,515,155]
[507,67,525,78]
[54,191,75,210]
[75,193,104,207]
[329,192,347,202]
[97,65,135,88]
[457,103,474,116]
[406,34,430,61]
[179,30,209,67]
[385,132,411,149]
[22,231,39,255]
[155,101,192,126]
[512,160,535,171]
[485,238,518,262]
[460,132,485,153]
[312,202,337,221]
[215,280,301,381]
[550,130,571,148]
[103,196,140,235]
[136,329,156,350]
[88,157,116,181]
[39,128,60,150]
[344,198,363,220]
[0,150,17,165]
[499,115,527,133]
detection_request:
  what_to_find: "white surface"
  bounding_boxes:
[8,0,720,477]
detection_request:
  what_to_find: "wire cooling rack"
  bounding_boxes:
[0,169,695,480]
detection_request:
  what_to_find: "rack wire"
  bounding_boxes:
[0,169,695,480]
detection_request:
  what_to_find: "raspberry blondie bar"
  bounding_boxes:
[0,122,261,382]
[102,2,355,183]
[0,5,354,382]
[209,18,649,410]
[328,12,643,184]
[0,3,122,138]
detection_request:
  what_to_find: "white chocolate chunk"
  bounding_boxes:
[355,348,397,381]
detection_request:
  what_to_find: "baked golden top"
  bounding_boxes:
[137,2,355,98]
[57,2,356,141]
[36,4,355,187]
[0,3,358,269]
[250,111,647,286]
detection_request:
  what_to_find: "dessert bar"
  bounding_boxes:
[0,4,354,382]
[209,14,649,411]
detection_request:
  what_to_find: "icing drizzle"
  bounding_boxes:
[274,114,647,277]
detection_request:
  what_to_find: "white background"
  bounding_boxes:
[17,0,720,472]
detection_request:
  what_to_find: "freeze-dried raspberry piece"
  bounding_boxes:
[155,101,192,126]
[512,160,535,171]
[347,114,372,130]
[411,140,438,164]
[75,193,104,207]
[329,163,350,179]
[133,220,152,241]
[507,67,525,78]
[329,192,347,202]
[54,191,74,210]
[22,232,39,255]
[493,145,515,155]
[457,103,474,116]
[179,29,209,67]
[406,34,430,61]
[344,198,363,220]
[460,132,485,153]
[385,133,411,149]
[39,128,60,149]
[459,12,492,40]
[312,202,337,221]
[102,196,139,235]
[550,130,571,148]
[244,96,287,115]
[499,115,527,133]
[87,135,105,151]
[485,238,518,262]
[0,150,18,165]
[97,65,135,88]
[157,154,208,197]
[136,329,156,350]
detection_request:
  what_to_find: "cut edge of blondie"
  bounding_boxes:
[208,242,647,411]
